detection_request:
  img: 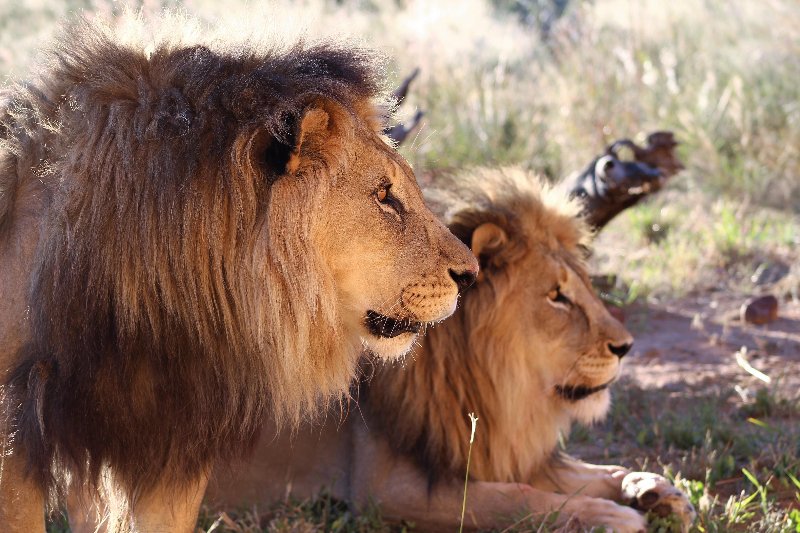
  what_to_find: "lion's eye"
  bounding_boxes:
[547,286,571,307]
[376,183,403,215]
[377,185,389,203]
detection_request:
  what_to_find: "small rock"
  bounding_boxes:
[751,261,790,286]
[740,295,779,325]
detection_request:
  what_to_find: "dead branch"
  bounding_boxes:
[384,68,424,146]
[569,131,684,231]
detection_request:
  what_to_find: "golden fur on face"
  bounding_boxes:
[367,167,633,484]
[308,104,477,363]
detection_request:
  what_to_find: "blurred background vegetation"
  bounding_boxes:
[2,0,798,300]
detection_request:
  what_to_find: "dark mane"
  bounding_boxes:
[4,18,383,506]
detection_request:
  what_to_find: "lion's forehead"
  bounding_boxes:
[533,252,587,287]
[386,156,417,191]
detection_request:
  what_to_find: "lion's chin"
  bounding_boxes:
[561,387,612,424]
[360,310,423,360]
[361,331,418,360]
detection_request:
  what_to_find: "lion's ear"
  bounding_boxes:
[471,222,508,281]
[257,104,340,182]
[286,105,339,175]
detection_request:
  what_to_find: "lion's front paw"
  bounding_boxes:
[621,472,696,532]
[560,495,647,533]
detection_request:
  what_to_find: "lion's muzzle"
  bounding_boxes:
[399,281,461,323]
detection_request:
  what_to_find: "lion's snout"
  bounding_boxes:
[400,281,460,323]
[608,340,633,358]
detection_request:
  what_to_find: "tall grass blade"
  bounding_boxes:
[459,412,479,533]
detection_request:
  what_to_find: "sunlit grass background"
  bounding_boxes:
[4,0,797,531]
[3,0,799,299]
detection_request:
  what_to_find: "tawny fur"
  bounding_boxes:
[366,168,609,483]
[0,17,477,519]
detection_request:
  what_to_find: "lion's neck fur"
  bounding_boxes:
[366,168,591,485]
[368,284,573,484]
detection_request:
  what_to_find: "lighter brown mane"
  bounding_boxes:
[367,167,594,483]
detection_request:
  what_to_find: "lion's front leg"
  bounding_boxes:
[0,391,46,533]
[351,426,647,532]
[358,462,648,532]
[530,453,629,500]
[126,475,208,533]
[0,444,46,532]
[531,454,695,532]
[68,472,209,533]
[67,483,108,533]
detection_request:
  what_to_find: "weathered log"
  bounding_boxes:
[569,131,684,231]
[384,68,424,146]
[385,109,424,146]
[391,67,420,104]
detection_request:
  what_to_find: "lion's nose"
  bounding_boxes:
[608,341,633,359]
[449,267,478,293]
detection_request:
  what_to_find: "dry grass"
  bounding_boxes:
[591,191,800,299]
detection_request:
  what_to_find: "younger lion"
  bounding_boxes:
[0,18,476,532]
[204,168,694,532]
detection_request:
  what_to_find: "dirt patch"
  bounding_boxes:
[623,295,800,397]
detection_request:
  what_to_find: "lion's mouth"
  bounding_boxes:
[555,382,612,401]
[365,310,422,339]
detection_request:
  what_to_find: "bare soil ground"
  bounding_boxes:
[625,296,800,397]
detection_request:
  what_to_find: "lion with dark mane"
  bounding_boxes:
[204,168,695,533]
[0,17,477,531]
